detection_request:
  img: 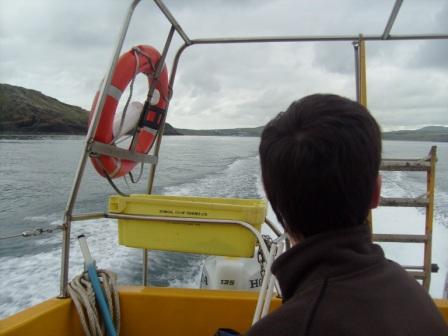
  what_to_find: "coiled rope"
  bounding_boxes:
[68,269,120,336]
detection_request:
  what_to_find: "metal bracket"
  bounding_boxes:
[380,196,429,207]
[381,159,431,171]
[89,141,158,165]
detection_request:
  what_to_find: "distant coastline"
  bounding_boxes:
[1,83,447,142]
[173,125,448,142]
[382,126,448,142]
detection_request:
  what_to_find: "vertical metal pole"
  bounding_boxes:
[352,40,360,102]
[353,35,372,229]
[59,0,141,298]
[359,36,373,230]
[145,26,176,194]
[423,146,437,290]
[143,249,149,286]
[141,42,190,284]
[140,26,176,285]
[146,43,190,195]
[154,26,176,89]
[169,44,190,92]
[358,36,368,107]
[130,26,176,152]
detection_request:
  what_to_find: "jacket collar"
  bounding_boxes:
[272,225,384,301]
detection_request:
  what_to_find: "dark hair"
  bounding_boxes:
[259,94,381,239]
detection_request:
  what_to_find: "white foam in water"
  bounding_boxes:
[0,218,143,318]
[163,155,260,198]
[23,215,58,222]
[164,268,204,289]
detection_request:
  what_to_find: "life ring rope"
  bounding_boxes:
[93,156,127,196]
[112,47,141,145]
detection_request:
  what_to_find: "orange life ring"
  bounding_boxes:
[89,45,169,179]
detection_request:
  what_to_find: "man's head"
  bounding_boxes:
[259,94,382,241]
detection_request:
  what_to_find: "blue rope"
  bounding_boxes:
[86,262,117,336]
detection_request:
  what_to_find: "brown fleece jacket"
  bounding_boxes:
[247,225,447,335]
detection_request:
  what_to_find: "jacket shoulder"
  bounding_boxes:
[247,282,324,336]
[308,260,448,335]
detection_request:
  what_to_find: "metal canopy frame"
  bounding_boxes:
[59,0,448,297]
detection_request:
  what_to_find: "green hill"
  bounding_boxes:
[0,83,88,134]
[163,123,181,135]
[176,126,264,137]
[0,83,180,135]
[383,126,448,142]
[176,125,448,142]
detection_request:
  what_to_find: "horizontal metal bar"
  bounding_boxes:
[108,212,252,226]
[380,197,428,207]
[373,233,426,243]
[403,265,424,270]
[153,0,191,44]
[71,212,106,221]
[382,0,403,40]
[382,157,430,162]
[89,141,158,164]
[190,33,448,45]
[106,212,270,260]
[386,34,448,40]
[402,264,438,273]
[408,271,425,280]
[381,160,430,171]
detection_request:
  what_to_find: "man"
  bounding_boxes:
[248,94,447,335]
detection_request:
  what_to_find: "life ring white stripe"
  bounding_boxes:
[141,126,158,135]
[108,85,123,101]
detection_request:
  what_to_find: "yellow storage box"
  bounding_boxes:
[108,194,267,257]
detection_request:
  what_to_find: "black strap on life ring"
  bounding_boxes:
[138,102,166,131]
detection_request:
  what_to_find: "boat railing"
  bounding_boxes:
[59,0,447,304]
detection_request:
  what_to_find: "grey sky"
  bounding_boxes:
[0,0,447,130]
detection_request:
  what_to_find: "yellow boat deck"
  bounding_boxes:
[1,286,447,335]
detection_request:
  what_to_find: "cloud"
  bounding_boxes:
[411,1,448,69]
[168,42,357,129]
[0,0,447,130]
[368,63,448,128]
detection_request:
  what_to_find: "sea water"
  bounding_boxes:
[0,135,447,318]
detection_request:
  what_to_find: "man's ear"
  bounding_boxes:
[370,175,382,209]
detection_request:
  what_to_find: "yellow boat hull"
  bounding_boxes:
[1,287,446,335]
[0,286,281,336]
